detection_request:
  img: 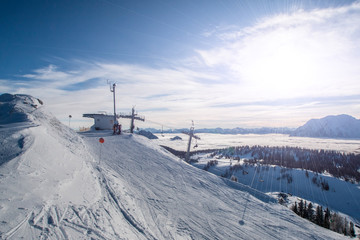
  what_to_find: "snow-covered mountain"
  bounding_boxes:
[292,114,360,138]
[0,94,347,239]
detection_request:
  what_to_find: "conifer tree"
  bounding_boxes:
[292,202,298,215]
[315,205,324,226]
[319,206,324,227]
[299,200,304,217]
[349,221,356,237]
[343,218,348,236]
[307,202,314,222]
[303,201,308,219]
[315,205,320,224]
[324,207,331,229]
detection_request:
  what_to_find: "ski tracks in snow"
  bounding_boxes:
[96,166,156,240]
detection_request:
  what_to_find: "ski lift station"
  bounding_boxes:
[83,82,144,132]
[83,113,117,130]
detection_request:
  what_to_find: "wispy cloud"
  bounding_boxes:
[2,2,360,129]
[211,95,360,108]
[2,61,222,128]
[196,1,360,100]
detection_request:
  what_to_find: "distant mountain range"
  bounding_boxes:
[144,114,360,139]
[291,114,360,139]
[144,127,294,135]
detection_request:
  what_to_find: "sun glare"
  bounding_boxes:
[238,40,317,100]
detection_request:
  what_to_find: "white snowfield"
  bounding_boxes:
[0,94,347,239]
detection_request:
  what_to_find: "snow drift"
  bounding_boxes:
[0,94,346,239]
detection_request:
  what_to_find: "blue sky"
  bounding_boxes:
[1,0,359,129]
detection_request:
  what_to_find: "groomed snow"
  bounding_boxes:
[0,94,348,239]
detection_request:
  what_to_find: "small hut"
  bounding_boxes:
[83,113,117,130]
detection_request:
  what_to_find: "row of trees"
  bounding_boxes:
[213,146,360,182]
[291,200,356,237]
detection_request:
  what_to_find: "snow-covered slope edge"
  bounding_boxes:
[0,94,347,239]
[0,94,106,238]
[292,114,360,138]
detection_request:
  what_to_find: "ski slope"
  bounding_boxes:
[0,94,347,239]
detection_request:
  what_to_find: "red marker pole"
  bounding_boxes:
[99,138,104,164]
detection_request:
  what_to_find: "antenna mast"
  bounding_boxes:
[108,81,117,124]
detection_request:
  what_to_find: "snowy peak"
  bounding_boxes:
[292,114,360,138]
[0,93,44,125]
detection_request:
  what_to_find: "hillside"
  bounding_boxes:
[0,94,347,239]
[191,148,360,223]
[292,114,360,139]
